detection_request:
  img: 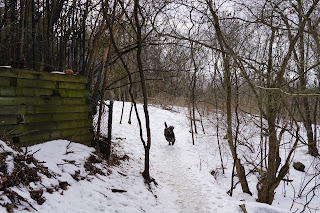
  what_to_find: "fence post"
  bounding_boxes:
[107,100,113,141]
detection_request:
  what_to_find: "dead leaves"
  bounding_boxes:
[0,142,56,212]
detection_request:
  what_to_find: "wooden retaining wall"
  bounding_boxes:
[0,68,93,146]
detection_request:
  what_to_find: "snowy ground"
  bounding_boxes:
[0,101,319,212]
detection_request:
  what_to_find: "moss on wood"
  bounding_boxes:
[0,119,92,135]
[0,77,11,86]
[15,78,86,90]
[24,112,91,123]
[0,68,87,83]
[58,81,86,90]
[0,97,87,106]
[0,68,93,146]
[17,78,58,89]
[15,133,94,147]
[15,128,92,144]
[0,87,89,98]
[1,105,91,115]
[57,89,89,98]
[0,115,17,125]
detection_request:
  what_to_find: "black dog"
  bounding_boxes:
[164,122,175,145]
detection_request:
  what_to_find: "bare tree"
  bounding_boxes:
[105,0,167,182]
[206,0,320,204]
[133,0,153,181]
[159,0,320,204]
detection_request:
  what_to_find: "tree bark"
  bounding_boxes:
[207,1,252,195]
[190,44,198,134]
[134,0,152,181]
[297,5,318,156]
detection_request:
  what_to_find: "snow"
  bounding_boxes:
[50,71,65,75]
[0,101,319,212]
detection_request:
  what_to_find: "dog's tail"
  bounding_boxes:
[164,122,168,128]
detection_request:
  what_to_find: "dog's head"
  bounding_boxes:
[167,126,174,134]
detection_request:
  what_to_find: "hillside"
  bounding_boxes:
[0,101,319,212]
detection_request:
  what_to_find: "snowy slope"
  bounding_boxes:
[0,101,318,212]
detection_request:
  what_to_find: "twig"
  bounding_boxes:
[111,189,127,193]
[30,149,41,156]
[14,130,38,137]
[95,175,106,182]
[65,141,73,155]
[239,204,248,213]
[97,191,108,198]
[255,85,320,97]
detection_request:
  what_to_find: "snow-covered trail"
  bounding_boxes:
[113,102,240,212]
[149,106,239,213]
[153,142,225,213]
[0,102,309,212]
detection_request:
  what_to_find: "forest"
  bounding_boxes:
[1,0,320,211]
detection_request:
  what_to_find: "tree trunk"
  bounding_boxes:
[8,0,18,67]
[296,7,318,156]
[225,54,252,196]
[143,145,150,180]
[256,23,280,204]
[257,99,279,204]
[187,60,195,145]
[134,0,152,181]
[304,99,318,156]
[95,47,111,150]
[19,0,26,67]
[128,102,133,124]
[120,99,125,124]
[190,44,198,134]
[207,2,252,195]
[257,101,299,204]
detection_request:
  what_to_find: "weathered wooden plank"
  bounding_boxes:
[15,128,92,144]
[0,124,25,135]
[62,98,87,105]
[0,105,33,115]
[0,120,92,135]
[70,133,94,146]
[0,115,17,125]
[0,105,91,115]
[16,78,86,90]
[14,132,94,147]
[0,87,89,97]
[17,78,57,89]
[24,112,91,123]
[0,68,93,147]
[0,87,15,96]
[58,89,89,97]
[0,97,87,106]
[34,105,91,114]
[0,87,52,97]
[58,81,86,90]
[0,77,11,86]
[0,68,88,83]
[28,120,92,132]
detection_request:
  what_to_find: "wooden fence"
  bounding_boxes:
[0,67,93,146]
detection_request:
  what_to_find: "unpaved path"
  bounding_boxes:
[112,102,290,213]
[149,106,239,213]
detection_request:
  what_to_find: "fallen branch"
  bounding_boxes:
[111,189,127,193]
[239,204,248,213]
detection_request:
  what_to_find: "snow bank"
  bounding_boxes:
[0,101,318,212]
